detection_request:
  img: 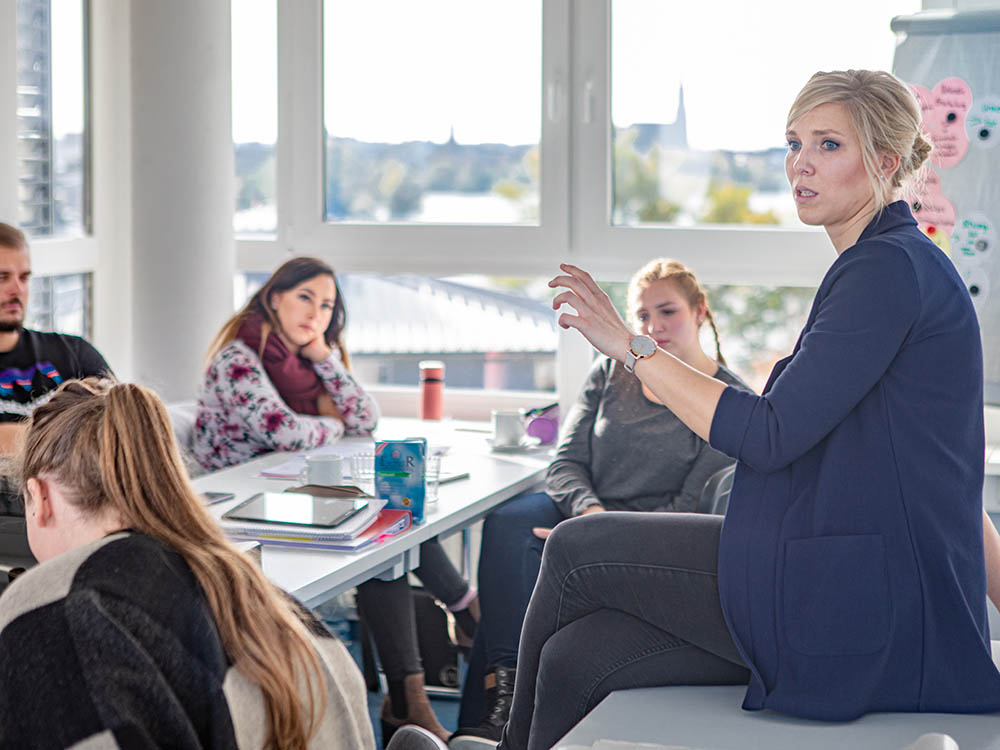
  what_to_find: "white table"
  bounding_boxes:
[554,685,1000,750]
[192,417,549,609]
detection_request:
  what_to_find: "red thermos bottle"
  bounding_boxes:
[419,360,445,420]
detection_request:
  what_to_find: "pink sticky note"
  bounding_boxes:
[929,77,973,168]
[910,84,934,130]
[912,170,956,238]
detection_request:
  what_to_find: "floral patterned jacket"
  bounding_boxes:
[193,340,378,472]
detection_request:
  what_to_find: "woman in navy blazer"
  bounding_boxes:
[497,70,1000,750]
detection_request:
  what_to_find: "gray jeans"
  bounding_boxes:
[498,511,749,750]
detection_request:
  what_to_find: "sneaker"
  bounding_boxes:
[449,665,515,749]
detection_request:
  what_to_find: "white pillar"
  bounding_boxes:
[91,0,134,381]
[130,0,234,401]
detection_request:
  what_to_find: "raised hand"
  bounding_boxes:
[549,263,634,362]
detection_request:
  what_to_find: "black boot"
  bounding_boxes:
[448,665,516,749]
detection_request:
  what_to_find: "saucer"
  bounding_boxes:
[487,436,542,453]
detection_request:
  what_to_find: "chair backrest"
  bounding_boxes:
[166,401,198,451]
[384,725,449,750]
[698,464,736,515]
[165,401,207,477]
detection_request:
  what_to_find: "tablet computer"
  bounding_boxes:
[221,492,369,528]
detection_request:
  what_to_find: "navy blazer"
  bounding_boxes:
[711,201,1000,720]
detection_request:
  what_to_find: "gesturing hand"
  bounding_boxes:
[549,264,634,363]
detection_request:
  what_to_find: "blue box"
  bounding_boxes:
[374,438,426,524]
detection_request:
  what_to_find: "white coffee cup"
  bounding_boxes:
[491,409,525,448]
[300,454,343,486]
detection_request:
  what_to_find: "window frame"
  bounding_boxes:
[568,1,833,287]
[230,0,840,417]
[4,0,101,316]
[236,0,836,288]
[237,0,571,277]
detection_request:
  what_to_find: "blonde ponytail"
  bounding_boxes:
[22,379,326,750]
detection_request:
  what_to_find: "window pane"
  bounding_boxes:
[232,0,277,234]
[601,280,814,394]
[27,273,92,338]
[16,0,88,237]
[610,0,920,228]
[322,0,541,224]
[240,273,557,392]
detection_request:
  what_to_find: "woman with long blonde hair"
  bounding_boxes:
[0,379,374,749]
[505,69,1000,748]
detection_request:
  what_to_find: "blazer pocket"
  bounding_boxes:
[783,534,891,657]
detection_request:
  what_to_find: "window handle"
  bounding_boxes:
[582,79,595,124]
[547,74,565,123]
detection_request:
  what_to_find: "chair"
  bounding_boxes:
[697,464,736,515]
[166,400,198,452]
[384,725,448,750]
[166,401,205,477]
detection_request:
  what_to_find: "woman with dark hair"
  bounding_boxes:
[194,256,377,470]
[195,257,476,744]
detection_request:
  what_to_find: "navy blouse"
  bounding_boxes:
[711,201,1000,720]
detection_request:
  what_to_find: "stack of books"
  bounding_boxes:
[221,491,412,551]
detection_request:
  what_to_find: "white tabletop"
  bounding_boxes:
[554,685,1000,750]
[192,417,549,608]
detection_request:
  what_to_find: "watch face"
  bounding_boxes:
[630,335,657,357]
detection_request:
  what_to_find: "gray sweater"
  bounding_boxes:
[546,357,749,517]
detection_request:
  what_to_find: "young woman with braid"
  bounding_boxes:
[0,379,374,749]
[451,259,749,748]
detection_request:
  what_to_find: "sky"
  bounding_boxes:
[49,0,85,138]
[210,0,915,152]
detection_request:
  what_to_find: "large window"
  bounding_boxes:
[610,0,921,230]
[239,272,557,393]
[27,273,92,338]
[322,0,542,225]
[232,0,277,235]
[16,0,89,237]
[601,280,813,393]
[231,0,928,399]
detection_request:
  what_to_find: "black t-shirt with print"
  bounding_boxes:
[0,329,111,424]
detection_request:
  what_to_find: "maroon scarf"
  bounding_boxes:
[237,315,325,416]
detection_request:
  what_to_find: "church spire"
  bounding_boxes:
[675,84,687,149]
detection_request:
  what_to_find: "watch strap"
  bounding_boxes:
[624,349,638,373]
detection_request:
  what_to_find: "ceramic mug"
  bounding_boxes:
[491,409,525,448]
[300,454,343,486]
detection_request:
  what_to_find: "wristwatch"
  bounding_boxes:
[624,335,657,373]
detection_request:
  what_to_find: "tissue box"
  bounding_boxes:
[374,438,427,524]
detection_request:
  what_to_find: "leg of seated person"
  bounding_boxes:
[356,577,450,741]
[478,492,564,670]
[527,609,749,749]
[458,624,489,727]
[498,511,743,750]
[458,492,565,737]
[457,492,564,727]
[413,536,474,612]
[356,576,423,684]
